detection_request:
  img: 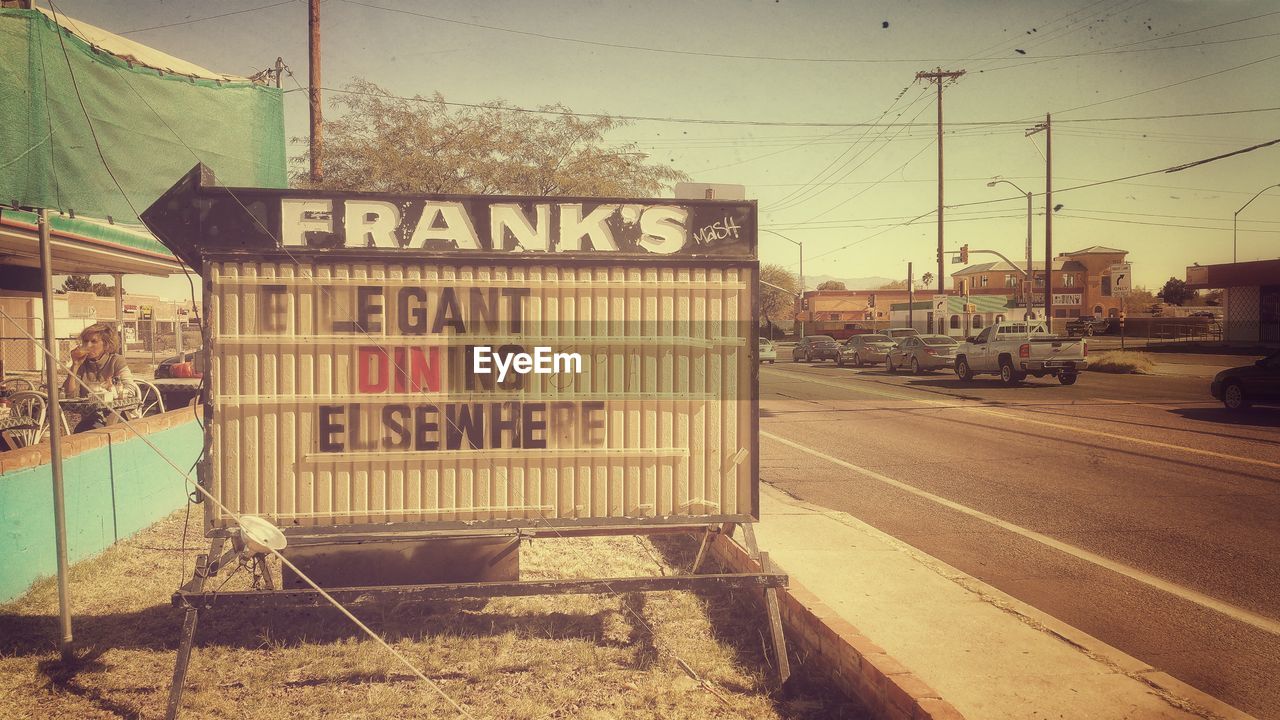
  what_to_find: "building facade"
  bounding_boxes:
[796,289,915,336]
[951,246,1129,319]
[1186,259,1280,345]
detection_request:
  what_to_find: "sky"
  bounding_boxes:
[49,0,1280,297]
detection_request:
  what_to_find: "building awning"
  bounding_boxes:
[0,209,182,277]
[1186,259,1280,290]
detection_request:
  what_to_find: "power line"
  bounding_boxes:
[119,0,299,35]
[1054,49,1280,116]
[294,86,1280,128]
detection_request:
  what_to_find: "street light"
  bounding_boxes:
[761,229,805,336]
[1234,183,1280,263]
[987,179,1035,323]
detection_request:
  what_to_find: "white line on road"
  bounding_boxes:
[761,430,1280,637]
[763,365,1280,471]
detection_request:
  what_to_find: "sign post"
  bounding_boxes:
[1110,263,1131,349]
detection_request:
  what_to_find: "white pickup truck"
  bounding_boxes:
[954,322,1087,386]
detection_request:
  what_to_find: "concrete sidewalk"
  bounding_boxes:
[750,483,1254,720]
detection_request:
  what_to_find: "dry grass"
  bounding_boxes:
[0,512,864,719]
[1087,351,1157,374]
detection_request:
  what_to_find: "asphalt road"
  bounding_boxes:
[758,357,1280,719]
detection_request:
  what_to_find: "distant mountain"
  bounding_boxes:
[805,274,897,291]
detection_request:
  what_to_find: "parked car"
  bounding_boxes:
[883,327,921,345]
[1065,316,1111,337]
[154,349,204,378]
[792,335,840,363]
[837,334,896,367]
[887,335,958,374]
[1211,351,1280,410]
[1189,311,1219,319]
[758,338,777,364]
[954,322,1086,386]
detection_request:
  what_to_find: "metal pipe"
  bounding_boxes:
[39,208,74,661]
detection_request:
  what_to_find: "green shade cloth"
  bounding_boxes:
[0,8,285,221]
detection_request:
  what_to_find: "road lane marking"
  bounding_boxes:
[762,365,1280,471]
[761,430,1280,637]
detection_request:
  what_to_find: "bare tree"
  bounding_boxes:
[293,78,688,197]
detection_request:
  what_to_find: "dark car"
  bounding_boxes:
[792,335,840,363]
[1065,316,1110,337]
[1211,352,1280,410]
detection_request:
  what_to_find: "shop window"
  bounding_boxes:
[1005,275,1017,287]
[995,314,1005,323]
[1093,305,1103,316]
[972,315,984,329]
[829,313,840,321]
[950,315,961,329]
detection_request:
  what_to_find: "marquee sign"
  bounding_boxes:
[143,165,760,535]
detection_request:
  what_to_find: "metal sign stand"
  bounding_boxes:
[165,527,789,719]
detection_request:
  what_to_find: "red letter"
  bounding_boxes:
[357,346,389,393]
[409,347,441,392]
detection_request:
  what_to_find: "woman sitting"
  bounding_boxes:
[62,322,135,433]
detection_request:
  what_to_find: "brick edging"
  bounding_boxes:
[710,532,964,720]
[0,404,199,475]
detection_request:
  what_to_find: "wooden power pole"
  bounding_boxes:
[1027,114,1052,325]
[309,0,323,184]
[915,68,965,323]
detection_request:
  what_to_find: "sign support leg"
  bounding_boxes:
[741,523,791,686]
[167,540,220,720]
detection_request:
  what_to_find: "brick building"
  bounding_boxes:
[796,289,915,329]
[950,246,1129,319]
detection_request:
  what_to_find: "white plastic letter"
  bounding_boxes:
[281,198,333,247]
[409,201,480,249]
[344,200,401,248]
[491,204,551,251]
[638,206,689,254]
[558,204,619,252]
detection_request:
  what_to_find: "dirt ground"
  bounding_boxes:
[0,511,867,719]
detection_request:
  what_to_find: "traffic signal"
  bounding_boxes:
[959,244,969,264]
[801,297,809,311]
[868,293,877,308]
[960,279,970,296]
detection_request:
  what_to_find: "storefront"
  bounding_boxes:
[1186,259,1280,345]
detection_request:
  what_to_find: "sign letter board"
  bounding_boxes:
[143,165,760,534]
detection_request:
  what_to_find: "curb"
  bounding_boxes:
[754,488,1259,720]
[708,530,965,720]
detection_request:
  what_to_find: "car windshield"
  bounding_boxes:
[863,335,890,342]
[923,336,958,346]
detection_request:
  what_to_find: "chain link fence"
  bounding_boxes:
[2,317,201,380]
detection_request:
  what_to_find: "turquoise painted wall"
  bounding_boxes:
[0,420,202,602]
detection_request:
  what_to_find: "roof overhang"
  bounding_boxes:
[0,210,184,277]
[1186,259,1280,290]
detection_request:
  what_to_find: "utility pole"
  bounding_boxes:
[308,0,323,184]
[907,262,914,331]
[1027,114,1052,326]
[915,67,965,312]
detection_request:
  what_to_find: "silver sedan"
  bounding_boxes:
[886,334,959,374]
[836,334,897,367]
